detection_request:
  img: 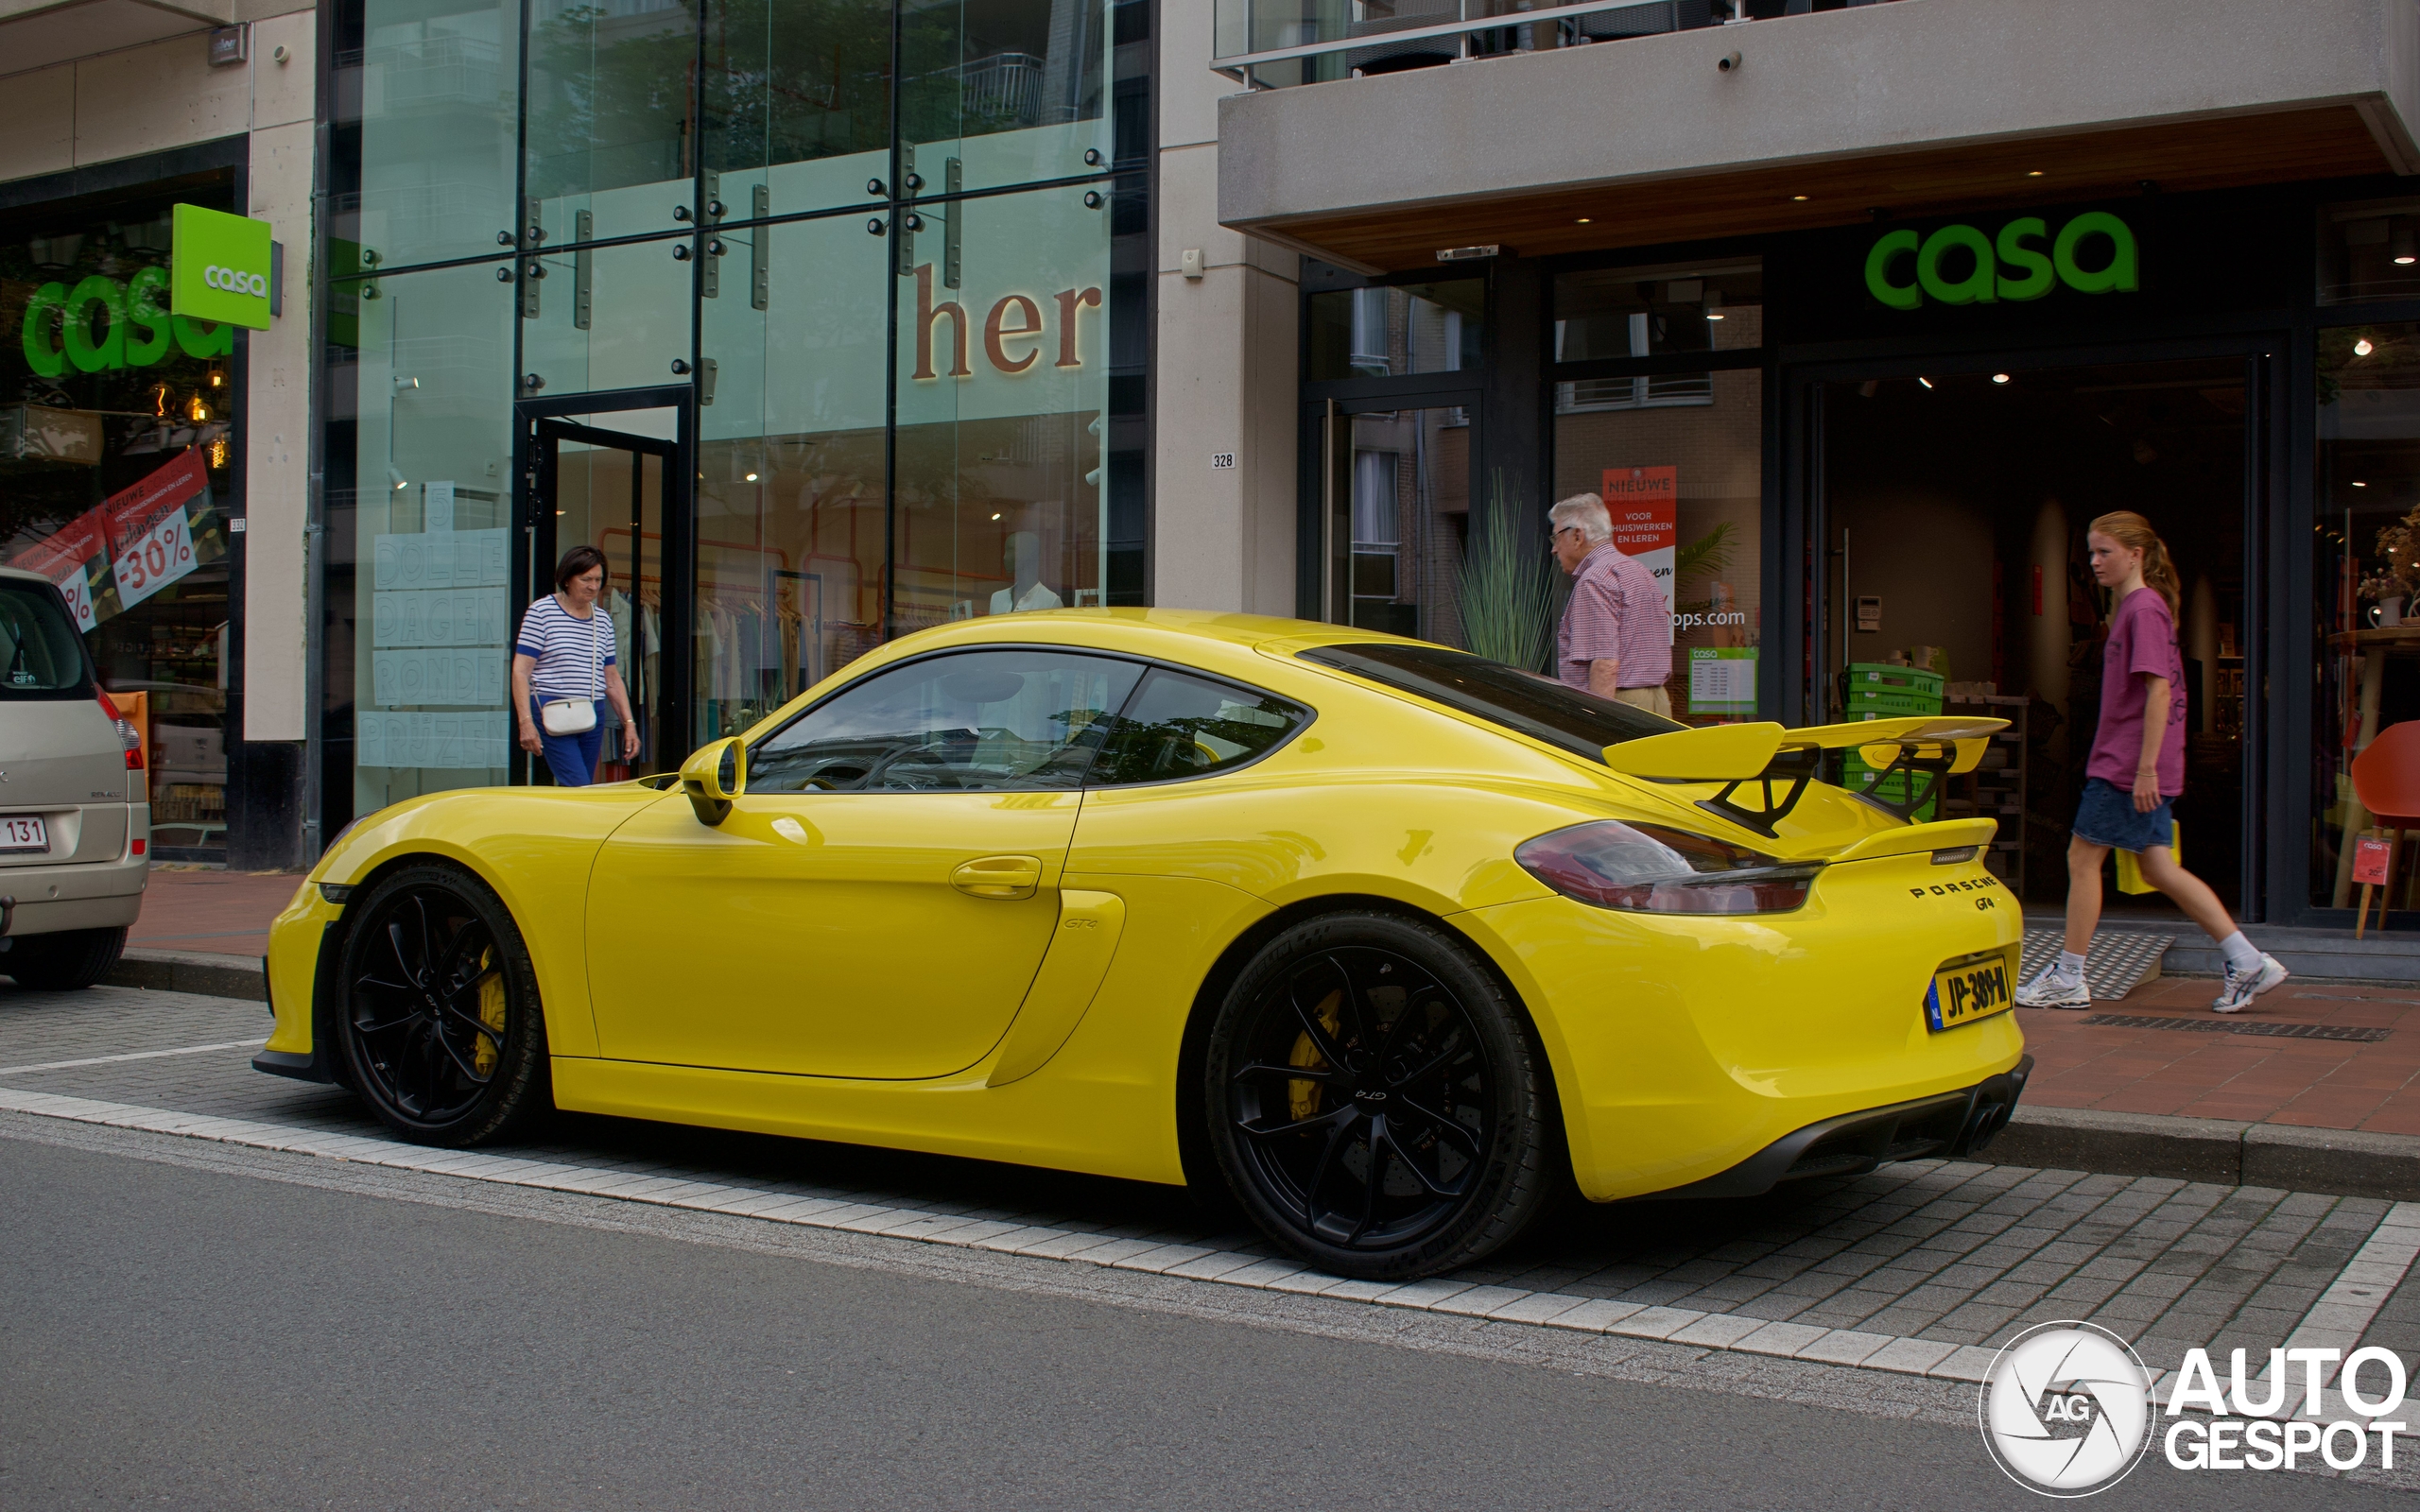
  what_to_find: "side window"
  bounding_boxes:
[1090,669,1308,787]
[748,649,1143,794]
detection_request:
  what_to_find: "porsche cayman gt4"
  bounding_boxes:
[258,610,2030,1280]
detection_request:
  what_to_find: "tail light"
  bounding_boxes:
[95,688,143,770]
[1516,821,1821,915]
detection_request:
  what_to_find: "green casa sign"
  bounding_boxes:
[170,203,272,331]
[22,268,232,377]
[1865,211,2138,310]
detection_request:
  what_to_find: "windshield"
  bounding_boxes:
[0,577,93,700]
[1297,642,1681,763]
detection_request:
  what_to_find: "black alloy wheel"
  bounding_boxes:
[336,863,548,1146]
[1204,912,1557,1280]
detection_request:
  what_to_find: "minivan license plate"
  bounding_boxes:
[0,815,48,854]
[1926,952,2014,1032]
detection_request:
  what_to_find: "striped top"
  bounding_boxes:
[1557,541,1673,692]
[515,594,615,700]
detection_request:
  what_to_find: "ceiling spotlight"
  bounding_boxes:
[1917,376,1934,389]
[1576,216,1592,224]
[2395,219,2417,265]
[1992,372,2012,385]
[2357,338,2377,356]
[2354,480,2369,488]
[991,511,1003,521]
[1791,195,1808,202]
[745,472,759,482]
[2026,170,2045,178]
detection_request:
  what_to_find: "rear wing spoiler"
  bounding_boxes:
[1602,716,2008,837]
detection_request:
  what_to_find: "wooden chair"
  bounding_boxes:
[2351,720,2420,936]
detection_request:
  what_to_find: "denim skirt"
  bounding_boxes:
[2071,776,2174,853]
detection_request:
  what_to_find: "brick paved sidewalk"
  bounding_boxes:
[126,866,300,958]
[2019,978,2420,1135]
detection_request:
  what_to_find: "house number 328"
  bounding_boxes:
[1209,452,1236,470]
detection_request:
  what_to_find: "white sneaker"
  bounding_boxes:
[2212,954,2289,1014]
[2015,970,2091,1008]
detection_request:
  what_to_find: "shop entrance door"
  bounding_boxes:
[514,391,693,786]
[1804,355,2268,917]
[1307,396,1483,640]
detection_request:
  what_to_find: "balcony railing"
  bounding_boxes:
[1213,0,1901,90]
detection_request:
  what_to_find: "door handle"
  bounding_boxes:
[951,854,1042,900]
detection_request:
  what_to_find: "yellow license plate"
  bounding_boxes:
[1926,953,2014,1032]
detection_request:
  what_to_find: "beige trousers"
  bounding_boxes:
[1615,684,1673,717]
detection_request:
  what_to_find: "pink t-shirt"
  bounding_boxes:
[2087,587,2187,797]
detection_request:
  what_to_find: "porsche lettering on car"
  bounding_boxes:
[258,610,2030,1280]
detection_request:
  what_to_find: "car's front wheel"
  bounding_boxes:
[1203,911,1558,1280]
[336,863,548,1146]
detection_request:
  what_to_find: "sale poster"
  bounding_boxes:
[9,506,117,630]
[1602,465,1677,644]
[103,450,211,610]
[2355,835,2394,887]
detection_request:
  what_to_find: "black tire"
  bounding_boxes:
[1203,911,1558,1280]
[2,926,128,990]
[335,862,549,1147]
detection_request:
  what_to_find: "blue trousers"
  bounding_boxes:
[533,698,604,786]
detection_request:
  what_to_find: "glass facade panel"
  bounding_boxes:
[2316,323,2420,909]
[0,180,242,860]
[900,0,1115,197]
[330,259,520,823]
[324,0,1148,816]
[701,0,892,215]
[1306,280,1482,380]
[341,0,522,270]
[525,0,700,242]
[891,180,1114,634]
[1554,261,1762,362]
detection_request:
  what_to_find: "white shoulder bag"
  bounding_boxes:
[537,605,602,736]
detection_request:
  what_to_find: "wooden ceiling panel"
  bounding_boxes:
[1247,107,2395,271]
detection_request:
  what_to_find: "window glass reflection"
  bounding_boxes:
[1306,280,1483,380]
[1554,260,1762,362]
[1090,669,1306,785]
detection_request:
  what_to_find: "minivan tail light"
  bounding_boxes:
[96,688,143,769]
[1516,821,1820,915]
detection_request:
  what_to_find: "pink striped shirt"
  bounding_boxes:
[1558,541,1672,692]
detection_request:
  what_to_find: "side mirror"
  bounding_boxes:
[680,736,746,825]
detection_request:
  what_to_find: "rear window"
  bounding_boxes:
[1090,669,1308,786]
[1297,642,1679,763]
[0,579,92,700]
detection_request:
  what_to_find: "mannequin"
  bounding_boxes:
[989,529,1063,615]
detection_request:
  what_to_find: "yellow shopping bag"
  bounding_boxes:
[2114,819,2178,895]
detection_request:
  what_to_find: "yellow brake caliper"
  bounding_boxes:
[473,948,506,1076]
[1287,988,1344,1122]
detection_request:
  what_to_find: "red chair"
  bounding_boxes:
[2352,720,2420,936]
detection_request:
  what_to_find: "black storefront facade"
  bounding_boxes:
[1298,174,2420,932]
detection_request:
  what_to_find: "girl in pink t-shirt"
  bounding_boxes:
[2015,512,2286,1015]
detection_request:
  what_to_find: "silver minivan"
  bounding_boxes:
[0,563,147,989]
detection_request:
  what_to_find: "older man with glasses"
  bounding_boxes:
[1548,491,1673,715]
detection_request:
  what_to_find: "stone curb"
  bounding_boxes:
[1990,1105,2420,1201]
[103,948,266,1004]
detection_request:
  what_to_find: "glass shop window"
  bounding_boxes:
[1553,259,1762,363]
[2320,198,2420,306]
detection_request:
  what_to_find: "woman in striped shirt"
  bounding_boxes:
[511,544,639,785]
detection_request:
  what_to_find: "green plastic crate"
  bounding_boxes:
[1846,687,1945,717]
[1847,662,1946,698]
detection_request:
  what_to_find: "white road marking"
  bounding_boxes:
[0,1040,267,1076]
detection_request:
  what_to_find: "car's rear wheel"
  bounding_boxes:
[1203,911,1557,1280]
[2,926,127,990]
[336,863,548,1146]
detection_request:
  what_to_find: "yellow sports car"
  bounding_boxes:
[256,610,2029,1279]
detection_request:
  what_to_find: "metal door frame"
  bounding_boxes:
[511,385,693,786]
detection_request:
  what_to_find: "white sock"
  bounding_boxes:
[2218,932,2262,973]
[2053,951,2087,979]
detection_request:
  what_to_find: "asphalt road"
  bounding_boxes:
[0,1132,2406,1512]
